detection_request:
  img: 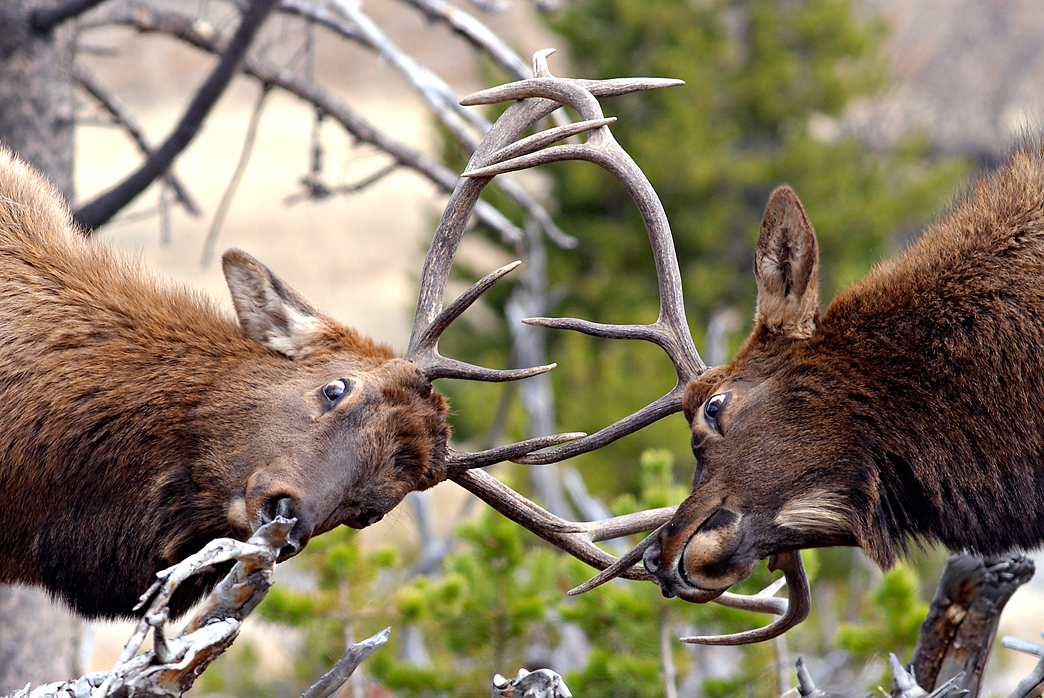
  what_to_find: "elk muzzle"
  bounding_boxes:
[643,499,757,602]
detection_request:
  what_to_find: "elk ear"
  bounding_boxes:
[753,186,820,339]
[222,249,332,360]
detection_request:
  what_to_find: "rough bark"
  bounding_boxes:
[0,0,81,692]
[0,0,75,197]
[906,553,1035,697]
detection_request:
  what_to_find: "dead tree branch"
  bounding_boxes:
[396,0,531,80]
[907,554,1034,697]
[5,518,388,698]
[999,638,1044,698]
[73,0,280,232]
[72,63,201,217]
[30,0,109,33]
[201,84,271,267]
[281,0,575,249]
[82,0,526,246]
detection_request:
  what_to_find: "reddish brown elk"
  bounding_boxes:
[0,141,576,620]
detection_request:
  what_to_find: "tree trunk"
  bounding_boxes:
[0,0,81,691]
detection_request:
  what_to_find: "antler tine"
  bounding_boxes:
[446,432,586,471]
[408,261,559,381]
[679,551,812,646]
[452,469,676,580]
[512,385,686,465]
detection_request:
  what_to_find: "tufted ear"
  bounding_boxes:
[222,249,332,360]
[753,186,820,339]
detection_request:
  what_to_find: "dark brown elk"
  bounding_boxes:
[634,139,1044,643]
[0,139,573,620]
[455,62,1044,647]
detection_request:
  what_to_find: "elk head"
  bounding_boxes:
[215,249,451,558]
[211,216,570,563]
[640,186,839,639]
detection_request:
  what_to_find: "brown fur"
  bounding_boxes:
[646,139,1044,599]
[0,149,450,619]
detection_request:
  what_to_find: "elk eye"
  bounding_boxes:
[704,393,728,433]
[323,379,350,402]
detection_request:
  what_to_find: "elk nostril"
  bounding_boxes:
[261,494,297,525]
[643,540,662,575]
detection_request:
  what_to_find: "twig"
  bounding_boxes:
[299,628,391,698]
[281,0,576,248]
[74,0,280,232]
[30,0,109,32]
[775,634,792,696]
[201,84,271,267]
[660,607,679,698]
[158,180,173,246]
[396,0,531,80]
[284,162,401,205]
[73,63,201,216]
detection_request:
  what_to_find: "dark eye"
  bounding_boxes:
[704,392,728,433]
[323,379,350,401]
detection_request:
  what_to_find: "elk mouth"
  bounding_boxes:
[643,538,729,603]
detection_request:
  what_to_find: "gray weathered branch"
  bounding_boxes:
[5,518,388,698]
[72,63,201,217]
[908,554,1034,696]
[82,0,526,246]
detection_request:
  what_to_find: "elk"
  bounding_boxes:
[0,138,572,620]
[440,56,1044,648]
[635,139,1044,643]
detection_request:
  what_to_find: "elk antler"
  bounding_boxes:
[428,51,812,645]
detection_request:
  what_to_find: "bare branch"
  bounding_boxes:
[201,85,271,267]
[299,628,391,698]
[396,0,532,80]
[284,162,402,206]
[30,0,109,33]
[74,0,281,232]
[84,1,526,246]
[910,554,1034,695]
[281,0,575,248]
[7,519,387,698]
[72,63,201,217]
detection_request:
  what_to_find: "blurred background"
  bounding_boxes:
[4,0,1044,696]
